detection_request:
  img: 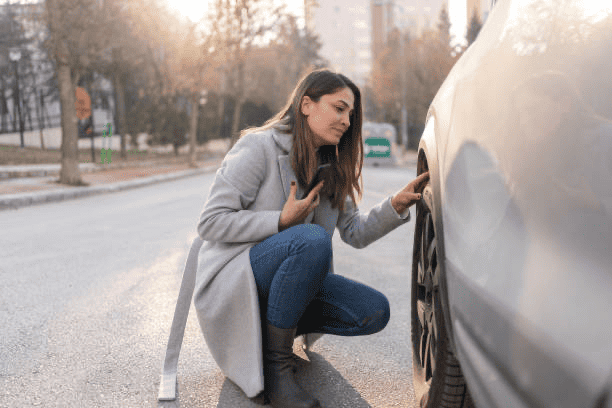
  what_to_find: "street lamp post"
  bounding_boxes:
[393,5,409,151]
[9,49,24,148]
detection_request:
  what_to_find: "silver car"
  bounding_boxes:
[410,0,612,407]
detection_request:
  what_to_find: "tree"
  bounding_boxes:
[244,14,326,114]
[270,14,326,111]
[466,6,483,46]
[207,0,287,150]
[161,22,221,165]
[371,27,403,124]
[437,3,452,51]
[0,2,31,137]
[99,0,189,160]
[43,0,114,185]
[370,3,461,149]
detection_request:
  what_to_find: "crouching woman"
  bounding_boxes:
[194,69,429,408]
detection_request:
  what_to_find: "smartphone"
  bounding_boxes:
[301,163,331,199]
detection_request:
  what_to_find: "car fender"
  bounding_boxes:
[417,111,457,354]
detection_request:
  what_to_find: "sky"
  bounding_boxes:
[166,0,305,23]
[167,0,468,47]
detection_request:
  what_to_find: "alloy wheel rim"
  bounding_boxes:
[415,209,439,383]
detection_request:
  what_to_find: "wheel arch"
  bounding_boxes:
[417,111,457,355]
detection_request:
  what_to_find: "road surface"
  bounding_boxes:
[0,164,420,408]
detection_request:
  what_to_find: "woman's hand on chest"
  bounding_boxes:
[278,180,325,231]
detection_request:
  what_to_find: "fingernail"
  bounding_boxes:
[291,181,295,185]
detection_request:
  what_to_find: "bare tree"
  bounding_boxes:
[370,4,461,147]
[245,14,326,114]
[98,0,183,159]
[162,23,221,166]
[43,0,113,185]
[0,2,30,139]
[207,0,287,150]
[437,3,452,50]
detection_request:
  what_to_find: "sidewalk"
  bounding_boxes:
[0,149,418,211]
[0,156,224,211]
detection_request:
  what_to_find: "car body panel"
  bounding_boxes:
[420,0,612,406]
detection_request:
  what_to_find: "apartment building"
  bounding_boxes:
[305,0,449,87]
[305,0,372,87]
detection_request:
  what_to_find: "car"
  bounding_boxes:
[410,0,612,407]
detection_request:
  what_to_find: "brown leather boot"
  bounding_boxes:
[264,322,321,408]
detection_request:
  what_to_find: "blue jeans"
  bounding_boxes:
[249,224,390,336]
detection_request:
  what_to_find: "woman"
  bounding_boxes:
[194,69,429,408]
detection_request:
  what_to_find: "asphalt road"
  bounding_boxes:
[0,164,420,408]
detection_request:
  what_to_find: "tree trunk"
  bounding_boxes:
[45,0,82,184]
[112,48,128,159]
[229,96,244,150]
[188,92,198,167]
[217,71,227,141]
[57,61,82,185]
[229,62,245,150]
[34,88,45,150]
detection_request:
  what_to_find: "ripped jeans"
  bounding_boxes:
[249,224,390,336]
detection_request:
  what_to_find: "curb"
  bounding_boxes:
[0,159,218,179]
[0,163,99,179]
[0,162,221,211]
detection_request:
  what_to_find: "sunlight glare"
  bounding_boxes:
[165,0,209,22]
[166,0,305,23]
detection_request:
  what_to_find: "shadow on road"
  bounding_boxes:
[157,350,373,407]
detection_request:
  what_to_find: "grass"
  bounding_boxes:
[0,144,217,166]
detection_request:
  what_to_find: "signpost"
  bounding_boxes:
[9,49,24,148]
[362,122,397,166]
[75,86,95,161]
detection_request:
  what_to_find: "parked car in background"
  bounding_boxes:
[362,122,397,166]
[410,0,612,407]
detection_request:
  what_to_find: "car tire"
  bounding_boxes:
[411,182,475,408]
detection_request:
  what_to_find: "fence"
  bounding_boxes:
[0,86,62,134]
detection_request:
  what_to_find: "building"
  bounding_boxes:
[372,0,448,60]
[306,0,449,88]
[305,0,372,88]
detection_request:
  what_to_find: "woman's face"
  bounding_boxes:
[301,87,355,148]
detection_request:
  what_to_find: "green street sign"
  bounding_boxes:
[364,137,391,158]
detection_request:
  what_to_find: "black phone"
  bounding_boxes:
[301,163,331,199]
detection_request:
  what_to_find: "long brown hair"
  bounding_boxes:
[241,68,363,211]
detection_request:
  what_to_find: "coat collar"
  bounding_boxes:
[271,127,317,224]
[271,126,293,154]
[270,127,295,202]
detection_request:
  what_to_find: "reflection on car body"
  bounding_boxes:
[410,0,612,407]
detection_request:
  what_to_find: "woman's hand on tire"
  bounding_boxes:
[278,181,325,232]
[391,171,430,215]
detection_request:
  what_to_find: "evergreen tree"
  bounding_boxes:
[466,6,483,46]
[437,3,452,49]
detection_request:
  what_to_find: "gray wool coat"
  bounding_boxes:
[193,127,412,398]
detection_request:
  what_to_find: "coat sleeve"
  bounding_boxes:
[335,194,411,249]
[197,133,281,243]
